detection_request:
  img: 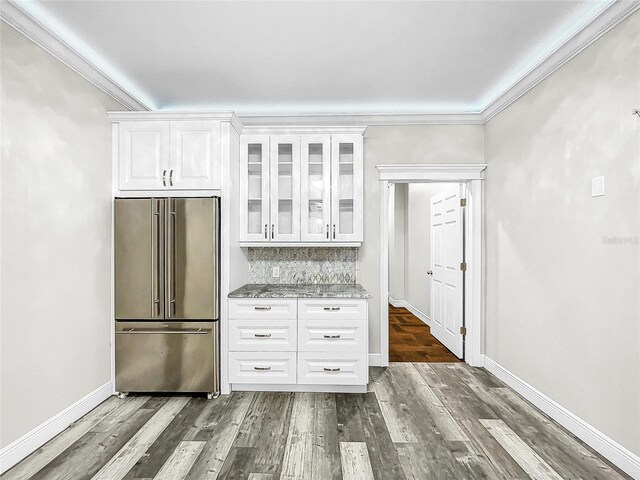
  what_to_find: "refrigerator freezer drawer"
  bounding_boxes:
[115,321,218,394]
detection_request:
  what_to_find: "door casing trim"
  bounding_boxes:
[376,163,487,366]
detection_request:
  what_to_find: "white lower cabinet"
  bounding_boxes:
[228,297,368,389]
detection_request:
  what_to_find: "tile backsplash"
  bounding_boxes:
[248,247,358,284]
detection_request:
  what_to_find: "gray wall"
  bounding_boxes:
[388,183,406,300]
[1,24,122,447]
[361,125,485,353]
[484,11,640,456]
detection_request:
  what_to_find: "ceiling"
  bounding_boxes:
[17,0,612,113]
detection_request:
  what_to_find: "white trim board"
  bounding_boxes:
[0,2,149,111]
[0,381,113,474]
[483,356,640,479]
[3,0,638,124]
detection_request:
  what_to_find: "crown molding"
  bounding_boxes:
[481,0,640,123]
[237,112,483,126]
[376,164,487,182]
[0,0,150,111]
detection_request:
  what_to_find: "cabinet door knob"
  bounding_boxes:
[427,270,433,276]
[254,366,271,371]
[323,367,341,372]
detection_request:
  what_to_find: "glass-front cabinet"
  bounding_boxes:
[269,136,300,242]
[301,135,331,242]
[240,136,270,242]
[239,129,363,245]
[331,134,363,242]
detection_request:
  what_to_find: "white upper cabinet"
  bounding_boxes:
[239,128,364,246]
[170,121,221,190]
[112,114,232,191]
[118,121,170,191]
[301,135,331,242]
[270,136,301,242]
[331,134,363,243]
[240,135,270,242]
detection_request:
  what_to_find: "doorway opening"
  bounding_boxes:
[377,164,486,367]
[388,182,465,362]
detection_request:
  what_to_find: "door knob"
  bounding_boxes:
[427,270,433,276]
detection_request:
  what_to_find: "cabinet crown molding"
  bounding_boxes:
[108,111,243,134]
[240,125,367,135]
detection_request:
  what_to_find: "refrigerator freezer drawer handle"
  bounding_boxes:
[116,329,208,335]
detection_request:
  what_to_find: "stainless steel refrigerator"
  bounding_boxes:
[114,197,219,397]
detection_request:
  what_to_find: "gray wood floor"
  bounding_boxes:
[2,363,629,480]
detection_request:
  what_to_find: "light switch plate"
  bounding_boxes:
[591,176,605,197]
[272,266,280,278]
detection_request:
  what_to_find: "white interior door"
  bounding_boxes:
[430,185,464,358]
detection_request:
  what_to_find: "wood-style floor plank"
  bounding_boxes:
[91,396,190,480]
[339,442,375,480]
[153,441,205,480]
[279,393,315,480]
[480,419,564,479]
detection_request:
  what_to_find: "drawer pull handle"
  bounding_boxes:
[254,333,272,338]
[254,306,272,311]
[323,334,341,339]
[254,366,272,371]
[323,307,341,311]
[324,367,341,372]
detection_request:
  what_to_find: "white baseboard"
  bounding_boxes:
[483,356,640,479]
[388,296,406,308]
[369,353,381,366]
[0,381,113,474]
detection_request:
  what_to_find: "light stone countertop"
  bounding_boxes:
[228,283,371,299]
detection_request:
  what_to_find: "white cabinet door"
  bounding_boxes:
[240,136,270,242]
[118,121,170,190]
[301,135,331,242]
[270,136,300,242]
[170,121,220,190]
[330,134,363,242]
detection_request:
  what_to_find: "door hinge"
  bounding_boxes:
[460,326,467,335]
[460,262,467,271]
[460,198,467,207]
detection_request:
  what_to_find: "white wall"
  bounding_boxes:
[484,11,640,456]
[388,183,406,300]
[361,125,485,353]
[1,24,122,448]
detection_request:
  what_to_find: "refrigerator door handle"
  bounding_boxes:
[166,198,177,318]
[152,200,163,318]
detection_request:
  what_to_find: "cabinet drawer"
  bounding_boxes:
[229,352,296,384]
[298,319,366,352]
[229,299,297,320]
[298,352,368,385]
[298,299,367,321]
[229,319,297,352]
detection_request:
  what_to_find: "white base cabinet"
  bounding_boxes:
[228,297,368,391]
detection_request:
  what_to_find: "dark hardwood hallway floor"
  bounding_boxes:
[389,304,462,362]
[2,363,629,480]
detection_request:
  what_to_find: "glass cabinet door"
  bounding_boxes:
[331,134,363,242]
[240,135,270,242]
[300,135,331,242]
[269,136,300,242]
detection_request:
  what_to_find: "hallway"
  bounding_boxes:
[389,304,462,362]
